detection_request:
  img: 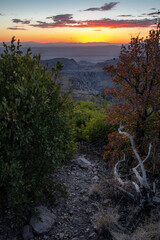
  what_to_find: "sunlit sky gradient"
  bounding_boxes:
[0,0,159,44]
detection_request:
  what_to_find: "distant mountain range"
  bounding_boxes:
[41,57,119,100]
[0,42,121,62]
[0,41,122,47]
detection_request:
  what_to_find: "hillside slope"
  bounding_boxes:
[41,58,118,99]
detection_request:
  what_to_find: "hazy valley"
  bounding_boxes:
[41,57,119,100]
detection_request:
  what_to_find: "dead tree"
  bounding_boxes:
[113,122,160,231]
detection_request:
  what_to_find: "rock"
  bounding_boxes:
[69,210,73,215]
[30,206,56,234]
[83,196,89,203]
[59,233,65,239]
[153,196,160,204]
[72,218,81,226]
[80,189,87,194]
[22,225,34,240]
[92,176,99,183]
[103,199,111,205]
[89,232,97,239]
[74,156,92,169]
[91,203,99,210]
[43,236,48,240]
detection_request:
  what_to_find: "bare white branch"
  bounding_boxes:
[114,153,141,194]
[114,154,126,186]
[118,122,151,191]
[135,143,152,170]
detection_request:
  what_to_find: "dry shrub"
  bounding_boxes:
[132,222,160,240]
[88,183,102,197]
[94,208,119,240]
[94,207,119,230]
[112,232,132,240]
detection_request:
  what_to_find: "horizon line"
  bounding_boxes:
[0,41,124,46]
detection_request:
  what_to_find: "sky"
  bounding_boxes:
[0,0,159,44]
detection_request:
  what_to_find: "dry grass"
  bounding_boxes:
[88,183,102,197]
[112,232,132,240]
[111,221,160,240]
[132,221,160,240]
[94,207,119,230]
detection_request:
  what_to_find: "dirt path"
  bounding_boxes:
[45,153,107,240]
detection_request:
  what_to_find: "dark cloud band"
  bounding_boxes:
[8,27,27,30]
[12,18,31,24]
[31,18,155,29]
[84,2,120,11]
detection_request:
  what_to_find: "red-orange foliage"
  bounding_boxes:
[104,26,160,168]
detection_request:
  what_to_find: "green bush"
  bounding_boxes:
[0,37,76,222]
[72,101,110,142]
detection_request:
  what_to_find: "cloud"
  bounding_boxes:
[12,18,31,24]
[8,27,27,30]
[147,11,160,16]
[141,11,160,16]
[83,2,119,11]
[31,18,155,29]
[45,14,77,26]
[47,14,72,21]
[79,18,155,28]
[118,15,134,17]
[44,14,77,28]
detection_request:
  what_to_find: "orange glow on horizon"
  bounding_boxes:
[0,26,151,44]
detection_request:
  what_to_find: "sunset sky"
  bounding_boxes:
[0,0,159,44]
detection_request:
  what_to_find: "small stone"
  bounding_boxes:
[86,208,92,214]
[30,206,56,234]
[23,225,34,240]
[83,196,89,203]
[72,218,80,225]
[91,203,98,210]
[74,156,92,169]
[80,189,87,194]
[43,235,48,240]
[69,210,73,215]
[89,232,97,239]
[59,233,65,239]
[103,199,111,205]
[92,176,99,182]
[93,167,97,171]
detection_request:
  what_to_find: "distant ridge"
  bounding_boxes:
[0,42,121,63]
[41,57,119,100]
[42,58,79,71]
[0,41,122,47]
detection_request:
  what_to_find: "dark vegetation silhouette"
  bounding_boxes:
[0,37,76,224]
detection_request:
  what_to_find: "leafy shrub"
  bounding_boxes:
[72,101,111,142]
[0,37,76,223]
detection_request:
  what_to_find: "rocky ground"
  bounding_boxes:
[41,152,109,240]
[0,151,159,240]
